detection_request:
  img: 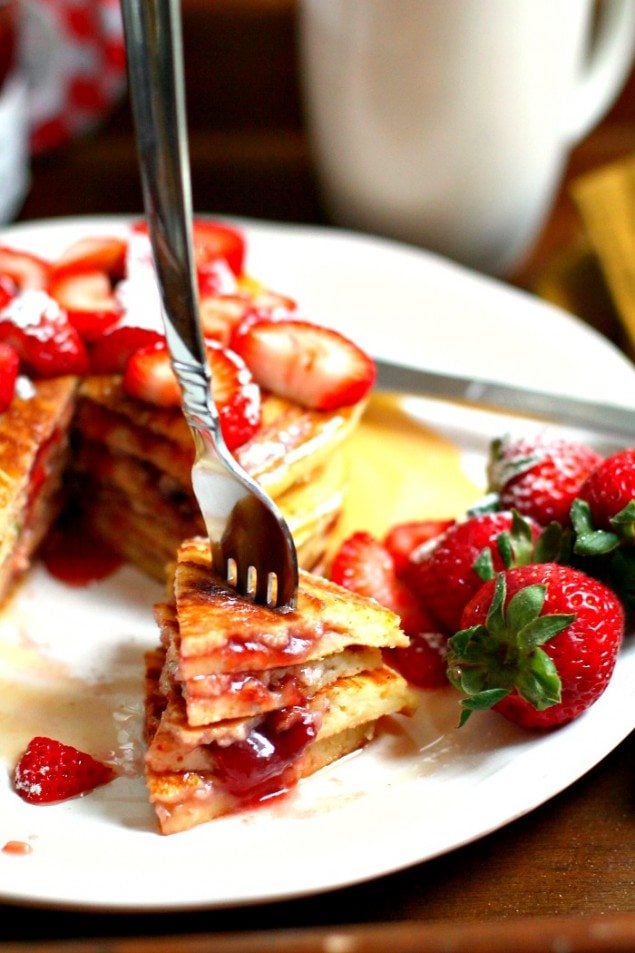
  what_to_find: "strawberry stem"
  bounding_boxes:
[610,500,635,543]
[571,499,620,556]
[472,510,532,583]
[446,573,574,725]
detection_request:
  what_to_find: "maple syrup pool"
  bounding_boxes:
[0,394,480,796]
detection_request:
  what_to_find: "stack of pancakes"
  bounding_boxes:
[0,376,78,603]
[145,537,416,834]
[72,376,367,579]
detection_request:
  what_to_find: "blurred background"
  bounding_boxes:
[5,0,635,295]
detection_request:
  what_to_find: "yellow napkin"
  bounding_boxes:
[531,233,622,349]
[570,154,635,355]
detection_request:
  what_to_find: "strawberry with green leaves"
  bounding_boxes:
[486,433,602,526]
[575,448,635,538]
[570,448,635,608]
[446,563,624,730]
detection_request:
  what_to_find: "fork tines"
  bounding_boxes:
[216,493,297,611]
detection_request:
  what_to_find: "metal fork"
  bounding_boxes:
[120,0,298,609]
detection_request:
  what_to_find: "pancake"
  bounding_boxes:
[171,537,409,677]
[144,654,415,835]
[0,375,78,602]
[72,376,365,577]
[75,375,365,498]
[143,538,416,834]
[157,597,383,723]
[73,439,349,578]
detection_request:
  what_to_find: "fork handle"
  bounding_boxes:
[121,0,218,436]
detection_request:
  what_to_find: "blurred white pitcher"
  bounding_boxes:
[298,0,635,276]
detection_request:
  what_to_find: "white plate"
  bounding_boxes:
[0,216,633,911]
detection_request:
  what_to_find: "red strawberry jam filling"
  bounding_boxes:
[212,705,320,803]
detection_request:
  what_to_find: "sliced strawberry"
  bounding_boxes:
[201,288,296,346]
[330,531,430,638]
[200,294,255,346]
[14,735,114,804]
[197,258,240,298]
[123,340,261,449]
[49,269,123,341]
[383,631,448,690]
[0,340,19,410]
[133,217,246,276]
[123,342,179,406]
[51,235,127,281]
[0,274,15,310]
[330,531,448,688]
[192,219,246,276]
[232,318,376,410]
[88,325,164,374]
[206,342,262,450]
[383,519,455,578]
[0,290,88,377]
[0,246,51,290]
[249,287,297,317]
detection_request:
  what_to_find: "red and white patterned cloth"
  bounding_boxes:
[21,0,126,154]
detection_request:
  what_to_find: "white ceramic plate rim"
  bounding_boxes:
[0,216,632,911]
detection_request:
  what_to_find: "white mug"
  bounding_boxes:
[0,0,28,224]
[298,0,635,276]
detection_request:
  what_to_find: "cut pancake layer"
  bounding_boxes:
[157,597,384,724]
[0,376,78,602]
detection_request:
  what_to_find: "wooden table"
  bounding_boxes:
[5,1,635,949]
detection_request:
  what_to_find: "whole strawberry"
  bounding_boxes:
[14,736,114,804]
[487,433,602,526]
[330,531,448,688]
[569,448,635,609]
[446,563,624,730]
[410,510,543,633]
[575,448,635,538]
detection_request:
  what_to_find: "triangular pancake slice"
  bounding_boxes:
[143,540,416,834]
[172,537,409,677]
